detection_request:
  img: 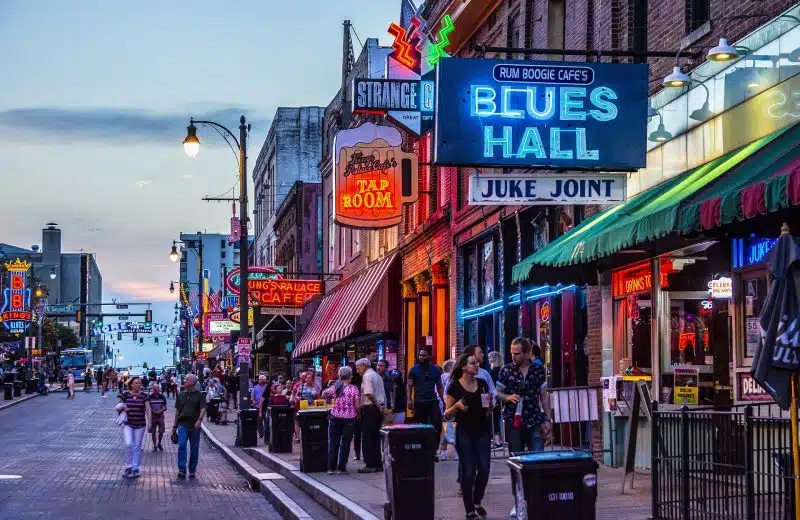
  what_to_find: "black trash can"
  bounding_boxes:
[508,450,598,520]
[268,405,295,453]
[13,381,22,397]
[297,408,329,473]
[208,397,223,424]
[381,424,436,520]
[238,408,259,448]
[25,378,37,394]
[4,383,13,400]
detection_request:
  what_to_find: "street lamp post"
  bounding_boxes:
[29,265,57,373]
[183,116,251,410]
[170,233,203,363]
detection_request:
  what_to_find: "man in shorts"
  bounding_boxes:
[148,383,168,451]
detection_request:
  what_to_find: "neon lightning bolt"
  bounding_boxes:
[388,22,417,69]
[428,14,454,66]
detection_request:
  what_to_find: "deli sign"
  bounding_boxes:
[738,373,773,402]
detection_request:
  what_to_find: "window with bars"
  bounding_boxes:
[686,0,709,33]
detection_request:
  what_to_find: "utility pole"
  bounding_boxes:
[238,116,251,410]
[197,233,204,362]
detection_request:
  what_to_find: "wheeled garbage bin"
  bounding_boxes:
[268,405,295,453]
[297,409,328,473]
[13,381,22,397]
[4,383,13,400]
[508,450,598,520]
[238,408,259,448]
[381,424,436,520]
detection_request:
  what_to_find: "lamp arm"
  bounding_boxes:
[190,119,241,149]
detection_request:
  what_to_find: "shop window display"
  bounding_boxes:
[742,275,767,358]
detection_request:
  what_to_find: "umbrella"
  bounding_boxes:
[750,222,800,518]
[751,223,800,409]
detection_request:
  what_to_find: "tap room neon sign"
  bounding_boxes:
[434,58,648,170]
[1,259,33,334]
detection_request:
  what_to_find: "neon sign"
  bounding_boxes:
[1,258,32,334]
[428,15,454,66]
[434,59,648,169]
[225,266,284,294]
[708,277,733,299]
[732,237,778,268]
[388,22,417,70]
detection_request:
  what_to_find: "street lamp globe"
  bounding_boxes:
[34,287,43,298]
[49,267,57,280]
[169,244,180,263]
[169,281,175,294]
[183,122,200,157]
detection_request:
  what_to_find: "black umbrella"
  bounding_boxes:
[751,223,800,409]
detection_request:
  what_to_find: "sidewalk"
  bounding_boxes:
[204,420,652,519]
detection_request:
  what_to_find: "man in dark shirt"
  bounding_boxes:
[407,348,444,456]
[149,383,168,451]
[172,374,206,479]
[376,360,392,410]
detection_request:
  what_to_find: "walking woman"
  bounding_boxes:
[117,376,150,479]
[67,369,75,399]
[444,353,492,520]
[322,366,360,474]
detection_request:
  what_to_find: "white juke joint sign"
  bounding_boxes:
[468,172,627,205]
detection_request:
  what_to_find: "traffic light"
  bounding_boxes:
[117,332,122,341]
[154,337,159,346]
[139,337,144,346]
[75,309,82,322]
[145,310,152,323]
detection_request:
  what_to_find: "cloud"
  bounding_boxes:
[112,281,175,302]
[135,179,152,188]
[0,106,272,145]
[182,174,193,180]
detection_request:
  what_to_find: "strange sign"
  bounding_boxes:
[434,58,648,170]
[333,122,419,229]
[468,173,626,205]
[1,259,32,334]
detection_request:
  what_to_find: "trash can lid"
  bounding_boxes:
[296,408,329,415]
[511,450,593,464]
[380,424,433,431]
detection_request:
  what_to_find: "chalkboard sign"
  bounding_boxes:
[621,381,654,492]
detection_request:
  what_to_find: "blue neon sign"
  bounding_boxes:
[434,58,648,170]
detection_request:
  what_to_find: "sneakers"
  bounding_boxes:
[474,505,487,517]
[122,468,133,478]
[509,506,517,517]
[335,469,349,475]
[129,470,141,479]
[158,445,164,452]
[153,446,159,452]
[188,473,196,479]
[466,513,479,520]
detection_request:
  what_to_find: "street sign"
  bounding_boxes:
[237,338,251,363]
[260,306,303,316]
[45,304,74,314]
[118,315,129,321]
[116,304,128,310]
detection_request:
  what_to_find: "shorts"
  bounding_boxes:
[149,415,165,434]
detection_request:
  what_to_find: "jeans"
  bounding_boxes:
[455,428,491,514]
[361,405,382,469]
[328,417,356,472]
[123,425,146,471]
[504,418,544,454]
[177,425,201,474]
[413,401,442,449]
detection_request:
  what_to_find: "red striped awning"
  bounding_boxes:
[293,253,398,358]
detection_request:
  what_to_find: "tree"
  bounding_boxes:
[54,322,79,351]
[42,318,57,352]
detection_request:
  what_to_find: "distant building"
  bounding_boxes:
[252,106,325,267]
[0,222,103,346]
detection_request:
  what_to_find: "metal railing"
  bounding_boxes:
[652,403,794,520]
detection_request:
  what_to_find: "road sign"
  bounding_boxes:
[116,304,128,310]
[45,304,73,314]
[118,315,129,321]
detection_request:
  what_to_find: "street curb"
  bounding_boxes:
[246,447,382,520]
[0,393,39,412]
[200,423,312,520]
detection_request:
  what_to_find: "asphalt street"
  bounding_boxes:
[0,389,280,520]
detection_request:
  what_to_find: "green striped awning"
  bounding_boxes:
[511,126,792,284]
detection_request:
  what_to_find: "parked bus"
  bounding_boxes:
[58,349,93,382]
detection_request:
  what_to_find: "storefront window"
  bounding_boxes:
[667,299,710,367]
[482,239,494,303]
[743,275,768,358]
[465,247,478,308]
[614,295,653,374]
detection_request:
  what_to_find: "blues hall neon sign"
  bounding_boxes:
[434,59,648,170]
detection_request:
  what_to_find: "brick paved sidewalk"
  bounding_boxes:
[205,420,652,519]
[0,391,280,520]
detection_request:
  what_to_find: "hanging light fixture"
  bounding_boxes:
[183,121,200,157]
[648,113,672,142]
[707,38,738,62]
[663,66,691,88]
[49,267,57,280]
[169,281,175,294]
[169,244,180,263]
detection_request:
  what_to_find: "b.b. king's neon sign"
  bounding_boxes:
[434,58,648,170]
[1,259,33,334]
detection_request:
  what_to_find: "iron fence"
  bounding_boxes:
[652,403,794,520]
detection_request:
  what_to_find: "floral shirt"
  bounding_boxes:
[497,361,547,429]
[324,383,360,419]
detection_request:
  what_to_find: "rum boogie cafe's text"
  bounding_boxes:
[468,173,627,205]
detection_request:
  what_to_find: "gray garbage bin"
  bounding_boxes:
[381,424,436,520]
[508,450,598,520]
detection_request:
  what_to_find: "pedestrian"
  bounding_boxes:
[444,353,492,520]
[376,360,393,413]
[322,366,360,475]
[67,369,75,399]
[172,374,206,479]
[488,351,504,449]
[160,370,170,396]
[291,372,319,443]
[118,376,150,479]
[225,368,238,409]
[439,359,457,461]
[97,366,105,394]
[84,367,93,391]
[407,348,444,461]
[355,357,385,473]
[349,366,363,460]
[170,373,179,398]
[149,382,167,451]
[251,375,269,439]
[390,368,407,425]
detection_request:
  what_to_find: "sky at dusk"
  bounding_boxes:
[0,0,399,368]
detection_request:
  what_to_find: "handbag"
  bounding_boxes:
[115,412,127,426]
